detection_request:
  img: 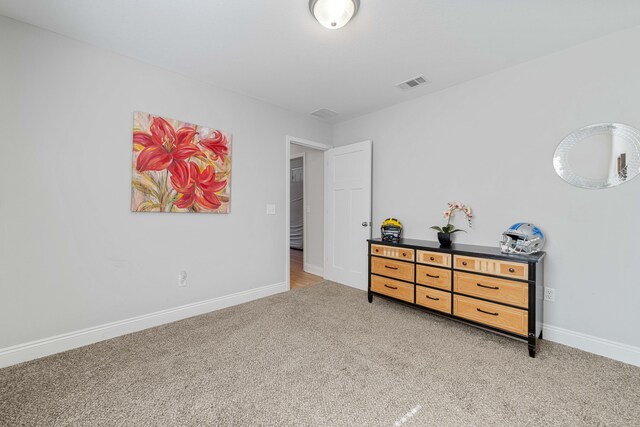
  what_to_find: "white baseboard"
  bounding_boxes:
[0,282,287,369]
[303,263,324,277]
[543,324,640,367]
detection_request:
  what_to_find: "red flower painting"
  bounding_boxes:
[134,117,201,173]
[170,162,227,210]
[199,130,229,161]
[131,112,232,213]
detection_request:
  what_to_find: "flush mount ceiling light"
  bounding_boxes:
[309,0,360,29]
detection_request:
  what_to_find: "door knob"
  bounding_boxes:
[361,221,369,227]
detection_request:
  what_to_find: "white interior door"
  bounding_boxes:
[324,140,372,290]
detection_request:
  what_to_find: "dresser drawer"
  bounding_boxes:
[454,271,528,308]
[454,255,528,280]
[371,256,414,282]
[371,275,414,303]
[453,295,528,336]
[417,250,451,268]
[416,265,451,291]
[416,286,451,314]
[371,244,415,261]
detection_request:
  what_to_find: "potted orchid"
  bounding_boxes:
[430,202,473,247]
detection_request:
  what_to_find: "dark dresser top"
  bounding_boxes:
[368,237,545,263]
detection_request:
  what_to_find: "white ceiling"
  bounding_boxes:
[2,0,640,122]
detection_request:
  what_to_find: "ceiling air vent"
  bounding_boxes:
[396,75,430,91]
[310,108,339,120]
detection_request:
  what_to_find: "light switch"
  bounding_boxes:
[306,205,311,213]
[266,204,276,215]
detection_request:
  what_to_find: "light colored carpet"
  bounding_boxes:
[1,282,639,426]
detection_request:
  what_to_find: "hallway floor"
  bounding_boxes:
[290,249,323,289]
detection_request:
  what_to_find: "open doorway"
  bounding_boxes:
[286,136,331,290]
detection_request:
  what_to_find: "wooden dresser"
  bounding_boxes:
[368,238,545,357]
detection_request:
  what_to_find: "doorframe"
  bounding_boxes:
[285,136,332,290]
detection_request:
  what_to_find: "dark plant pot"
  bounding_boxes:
[437,232,452,247]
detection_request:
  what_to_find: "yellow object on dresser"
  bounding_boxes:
[368,238,545,357]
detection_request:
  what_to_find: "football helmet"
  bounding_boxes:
[500,223,545,254]
[381,218,403,242]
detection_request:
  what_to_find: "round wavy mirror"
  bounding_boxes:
[553,123,640,189]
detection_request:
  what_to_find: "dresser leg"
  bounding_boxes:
[528,336,538,358]
[368,293,373,303]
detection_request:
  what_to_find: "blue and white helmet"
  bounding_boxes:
[500,223,545,254]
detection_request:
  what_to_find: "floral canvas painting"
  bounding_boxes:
[131,112,231,213]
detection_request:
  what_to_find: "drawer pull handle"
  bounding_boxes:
[384,265,398,270]
[426,295,440,301]
[384,284,398,290]
[508,268,515,273]
[402,252,407,256]
[477,308,499,316]
[426,274,440,279]
[477,283,499,290]
[462,261,468,266]
[430,256,435,261]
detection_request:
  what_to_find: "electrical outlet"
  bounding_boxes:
[544,287,555,302]
[178,270,187,287]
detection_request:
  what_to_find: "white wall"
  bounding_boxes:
[290,144,324,274]
[334,26,640,354]
[0,16,331,351]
